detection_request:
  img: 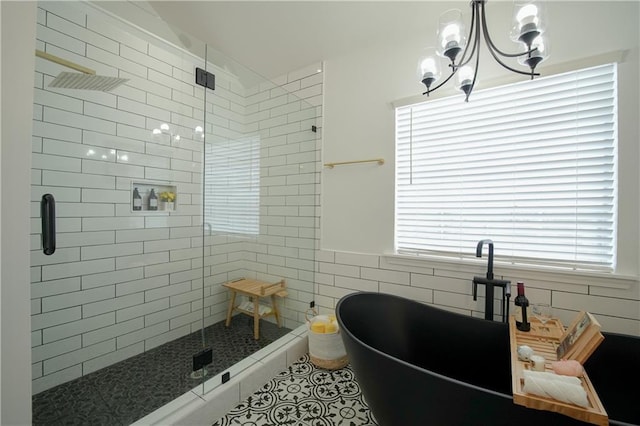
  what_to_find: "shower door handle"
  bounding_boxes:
[41,193,56,255]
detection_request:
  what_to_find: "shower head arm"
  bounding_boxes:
[35,50,96,75]
[35,49,128,92]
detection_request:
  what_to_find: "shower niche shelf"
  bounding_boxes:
[131,181,178,213]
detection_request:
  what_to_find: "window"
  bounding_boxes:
[395,63,618,271]
[204,135,260,236]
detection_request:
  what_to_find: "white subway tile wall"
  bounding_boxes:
[315,250,640,336]
[31,2,321,394]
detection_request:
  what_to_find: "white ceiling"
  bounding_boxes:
[99,1,638,86]
[146,1,469,79]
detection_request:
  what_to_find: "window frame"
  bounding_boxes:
[394,63,619,272]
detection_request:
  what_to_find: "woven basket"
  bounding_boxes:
[306,309,348,370]
[309,354,349,370]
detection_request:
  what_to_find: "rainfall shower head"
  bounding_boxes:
[48,72,129,92]
[35,50,129,92]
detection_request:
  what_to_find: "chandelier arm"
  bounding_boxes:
[480,1,538,59]
[465,14,483,102]
[484,35,541,77]
[479,2,540,76]
[422,67,459,95]
[456,1,480,68]
[486,49,541,76]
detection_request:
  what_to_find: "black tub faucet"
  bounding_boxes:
[476,239,494,280]
[473,239,511,322]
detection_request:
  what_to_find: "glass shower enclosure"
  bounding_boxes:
[197,42,321,394]
[30,1,319,422]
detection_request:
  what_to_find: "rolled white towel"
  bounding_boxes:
[238,301,272,315]
[522,370,589,407]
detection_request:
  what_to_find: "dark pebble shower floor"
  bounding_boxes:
[32,316,291,425]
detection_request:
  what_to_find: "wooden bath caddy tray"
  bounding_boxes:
[509,315,608,425]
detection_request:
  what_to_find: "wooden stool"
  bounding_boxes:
[223,278,287,340]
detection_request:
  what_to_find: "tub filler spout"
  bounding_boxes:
[475,239,495,280]
[474,239,511,321]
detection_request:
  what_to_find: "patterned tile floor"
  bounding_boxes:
[213,355,378,426]
[32,316,291,426]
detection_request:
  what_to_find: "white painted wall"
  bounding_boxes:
[319,1,639,334]
[1,0,3,413]
[322,1,640,268]
[1,2,36,424]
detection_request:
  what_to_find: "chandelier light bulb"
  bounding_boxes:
[437,9,466,62]
[532,36,547,56]
[421,57,439,78]
[457,66,475,94]
[518,35,549,71]
[417,49,442,91]
[516,4,538,25]
[440,24,461,48]
[511,1,546,47]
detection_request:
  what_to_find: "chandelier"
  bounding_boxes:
[418,0,549,102]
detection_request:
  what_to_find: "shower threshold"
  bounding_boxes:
[134,324,309,425]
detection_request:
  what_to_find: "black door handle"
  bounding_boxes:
[41,193,56,255]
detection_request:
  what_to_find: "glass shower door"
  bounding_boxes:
[30,1,211,422]
[198,44,320,393]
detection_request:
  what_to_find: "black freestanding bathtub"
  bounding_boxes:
[336,292,639,426]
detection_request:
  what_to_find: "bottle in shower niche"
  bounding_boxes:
[148,188,158,211]
[514,281,531,332]
[132,187,142,211]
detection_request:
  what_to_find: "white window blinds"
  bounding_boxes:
[395,63,618,270]
[204,135,260,235]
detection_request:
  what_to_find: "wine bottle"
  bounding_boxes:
[148,188,158,211]
[514,281,530,331]
[132,187,142,211]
